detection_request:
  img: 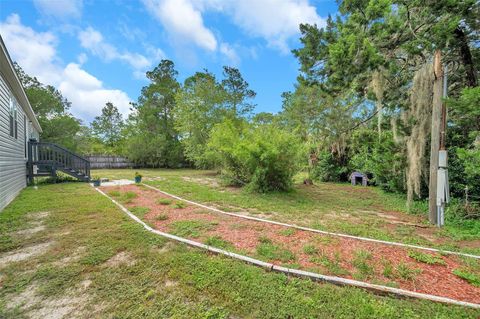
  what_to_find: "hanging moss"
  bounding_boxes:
[371,70,385,135]
[393,63,434,208]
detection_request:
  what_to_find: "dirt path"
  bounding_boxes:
[100,184,480,304]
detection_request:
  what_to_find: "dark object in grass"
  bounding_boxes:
[135,172,142,183]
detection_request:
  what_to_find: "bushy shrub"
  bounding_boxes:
[349,128,406,192]
[310,151,350,182]
[207,120,301,192]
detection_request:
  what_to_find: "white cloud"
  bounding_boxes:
[225,0,325,53]
[59,64,131,119]
[143,0,325,55]
[219,43,240,66]
[0,14,61,84]
[78,26,161,76]
[77,52,88,64]
[33,0,83,19]
[142,0,217,51]
[0,14,131,121]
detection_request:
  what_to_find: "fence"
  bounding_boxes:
[85,155,135,169]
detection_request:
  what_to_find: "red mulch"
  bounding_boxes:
[100,184,480,304]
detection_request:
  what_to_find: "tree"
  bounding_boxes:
[14,62,83,151]
[221,66,256,117]
[91,102,124,148]
[124,60,184,167]
[290,0,479,207]
[174,71,227,167]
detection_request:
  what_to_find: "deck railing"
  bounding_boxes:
[27,140,90,183]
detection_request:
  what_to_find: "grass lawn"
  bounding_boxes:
[1,183,479,318]
[94,169,480,255]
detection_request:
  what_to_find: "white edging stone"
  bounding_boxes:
[94,186,480,309]
[141,183,480,260]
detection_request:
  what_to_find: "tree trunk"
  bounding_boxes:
[454,27,478,87]
[428,50,443,224]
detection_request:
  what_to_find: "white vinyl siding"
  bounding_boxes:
[0,71,37,211]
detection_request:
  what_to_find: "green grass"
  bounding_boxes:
[278,228,296,236]
[407,250,447,265]
[310,252,349,276]
[169,220,217,238]
[107,190,121,197]
[303,244,318,255]
[157,198,172,205]
[204,236,234,250]
[396,263,422,281]
[155,214,169,221]
[382,259,394,279]
[0,182,478,318]
[256,237,296,262]
[93,169,480,255]
[352,250,375,280]
[453,269,480,287]
[173,201,187,209]
[129,206,151,218]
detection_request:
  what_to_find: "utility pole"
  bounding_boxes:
[429,50,443,224]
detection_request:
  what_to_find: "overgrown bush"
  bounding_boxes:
[310,151,350,182]
[350,129,406,193]
[207,120,300,192]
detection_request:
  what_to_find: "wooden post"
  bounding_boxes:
[429,50,443,224]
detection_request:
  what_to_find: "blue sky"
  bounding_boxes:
[0,0,337,123]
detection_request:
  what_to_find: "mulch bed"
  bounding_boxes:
[100,184,480,304]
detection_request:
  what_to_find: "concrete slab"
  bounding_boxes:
[93,179,135,187]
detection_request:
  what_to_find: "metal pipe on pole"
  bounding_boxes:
[429,50,443,225]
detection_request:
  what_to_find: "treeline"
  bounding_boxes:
[15,0,479,208]
[15,61,300,192]
[281,0,480,211]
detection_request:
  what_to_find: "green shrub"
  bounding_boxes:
[207,120,301,192]
[310,151,350,182]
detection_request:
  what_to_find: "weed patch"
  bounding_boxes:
[204,236,233,250]
[169,220,217,238]
[352,250,375,280]
[173,202,187,209]
[157,198,172,205]
[256,240,296,262]
[407,251,446,265]
[155,214,169,221]
[396,263,422,281]
[278,228,296,236]
[452,269,480,287]
[310,252,349,276]
[129,206,151,218]
[303,244,318,255]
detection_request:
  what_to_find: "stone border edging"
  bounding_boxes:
[94,186,480,309]
[142,183,480,260]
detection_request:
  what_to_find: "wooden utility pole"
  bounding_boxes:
[428,50,443,224]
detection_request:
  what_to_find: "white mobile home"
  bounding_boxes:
[0,36,42,211]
